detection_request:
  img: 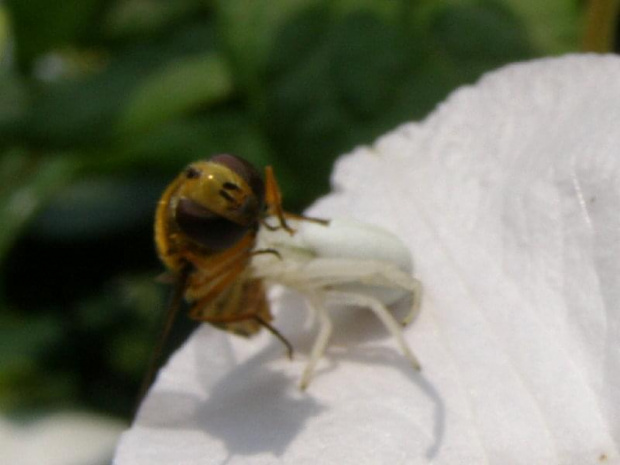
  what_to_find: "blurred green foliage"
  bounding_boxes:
[0,0,582,419]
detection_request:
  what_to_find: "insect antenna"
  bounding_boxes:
[134,263,191,420]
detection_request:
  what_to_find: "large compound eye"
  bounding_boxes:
[175,198,249,252]
[209,154,265,205]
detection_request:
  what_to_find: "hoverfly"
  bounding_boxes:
[142,154,302,398]
[145,154,422,395]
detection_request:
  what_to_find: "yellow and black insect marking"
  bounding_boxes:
[140,155,295,402]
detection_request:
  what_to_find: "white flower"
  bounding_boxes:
[115,54,620,464]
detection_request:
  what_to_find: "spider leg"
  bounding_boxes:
[327,291,421,371]
[299,294,333,390]
[401,277,423,327]
[254,255,423,386]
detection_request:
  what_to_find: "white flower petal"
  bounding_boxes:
[115,54,620,464]
[1,412,124,465]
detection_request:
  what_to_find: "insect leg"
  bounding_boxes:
[283,211,330,226]
[194,310,294,358]
[253,315,294,360]
[263,166,329,232]
[136,263,191,415]
[264,166,295,234]
[327,291,421,371]
[299,294,333,390]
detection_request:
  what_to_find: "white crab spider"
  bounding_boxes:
[252,217,422,389]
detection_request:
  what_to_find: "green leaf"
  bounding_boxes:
[0,72,29,128]
[429,2,535,71]
[0,314,63,369]
[115,111,274,170]
[0,20,220,148]
[28,176,161,240]
[215,0,319,97]
[118,53,234,134]
[501,0,580,52]
[0,6,10,64]
[260,4,430,200]
[330,12,422,118]
[5,67,144,147]
[104,0,208,40]
[0,152,78,262]
[5,0,104,68]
